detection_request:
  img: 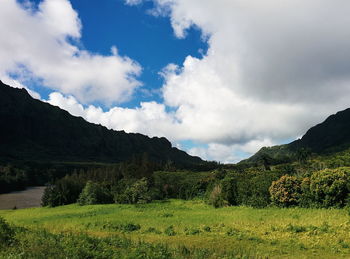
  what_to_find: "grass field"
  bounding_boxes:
[1,200,350,258]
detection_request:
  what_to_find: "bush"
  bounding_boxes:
[164,225,176,236]
[118,223,141,232]
[207,184,228,208]
[299,177,314,207]
[269,175,302,207]
[41,174,85,207]
[114,178,152,204]
[78,181,113,205]
[220,176,238,205]
[152,171,211,200]
[184,227,201,235]
[309,167,350,208]
[235,170,283,208]
[0,217,15,246]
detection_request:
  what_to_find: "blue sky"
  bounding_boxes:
[24,0,208,108]
[1,0,350,162]
[70,0,208,108]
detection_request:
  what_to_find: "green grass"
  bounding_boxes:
[1,199,350,258]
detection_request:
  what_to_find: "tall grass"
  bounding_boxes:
[1,199,350,258]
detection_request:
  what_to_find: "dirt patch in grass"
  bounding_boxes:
[0,186,45,210]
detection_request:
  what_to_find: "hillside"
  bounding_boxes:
[242,108,350,164]
[0,81,203,167]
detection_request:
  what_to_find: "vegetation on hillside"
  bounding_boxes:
[0,81,207,170]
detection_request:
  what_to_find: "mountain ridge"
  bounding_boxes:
[0,81,203,167]
[242,107,350,164]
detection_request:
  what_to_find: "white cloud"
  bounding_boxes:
[188,139,275,163]
[46,92,183,140]
[125,0,143,6]
[0,0,141,104]
[119,0,350,161]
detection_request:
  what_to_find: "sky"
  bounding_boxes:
[1,0,350,163]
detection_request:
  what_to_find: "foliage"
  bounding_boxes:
[0,217,14,246]
[298,177,314,208]
[296,148,311,164]
[309,167,350,208]
[269,175,302,207]
[78,181,113,205]
[232,169,283,208]
[207,184,228,208]
[41,173,85,207]
[0,165,27,194]
[114,177,152,204]
[164,225,176,236]
[153,171,212,200]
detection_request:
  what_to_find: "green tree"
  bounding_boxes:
[41,174,85,207]
[114,178,151,204]
[77,181,113,205]
[296,148,311,164]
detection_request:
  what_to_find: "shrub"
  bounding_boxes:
[114,178,152,204]
[164,225,176,236]
[119,223,141,232]
[184,228,201,235]
[152,171,211,200]
[203,226,211,232]
[299,177,314,207]
[233,169,283,208]
[269,175,302,207]
[220,176,238,205]
[285,224,307,233]
[41,175,85,207]
[309,167,350,208]
[207,184,228,208]
[0,217,15,246]
[78,181,113,205]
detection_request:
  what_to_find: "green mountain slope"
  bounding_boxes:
[290,108,350,153]
[0,81,203,167]
[242,108,350,165]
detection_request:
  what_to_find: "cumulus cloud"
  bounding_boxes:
[0,0,141,104]
[188,139,274,164]
[154,0,350,104]
[46,92,183,140]
[121,0,350,161]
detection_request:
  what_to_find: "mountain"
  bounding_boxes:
[289,108,350,153]
[242,108,350,164]
[0,81,203,167]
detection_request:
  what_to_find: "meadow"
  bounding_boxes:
[1,199,350,258]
